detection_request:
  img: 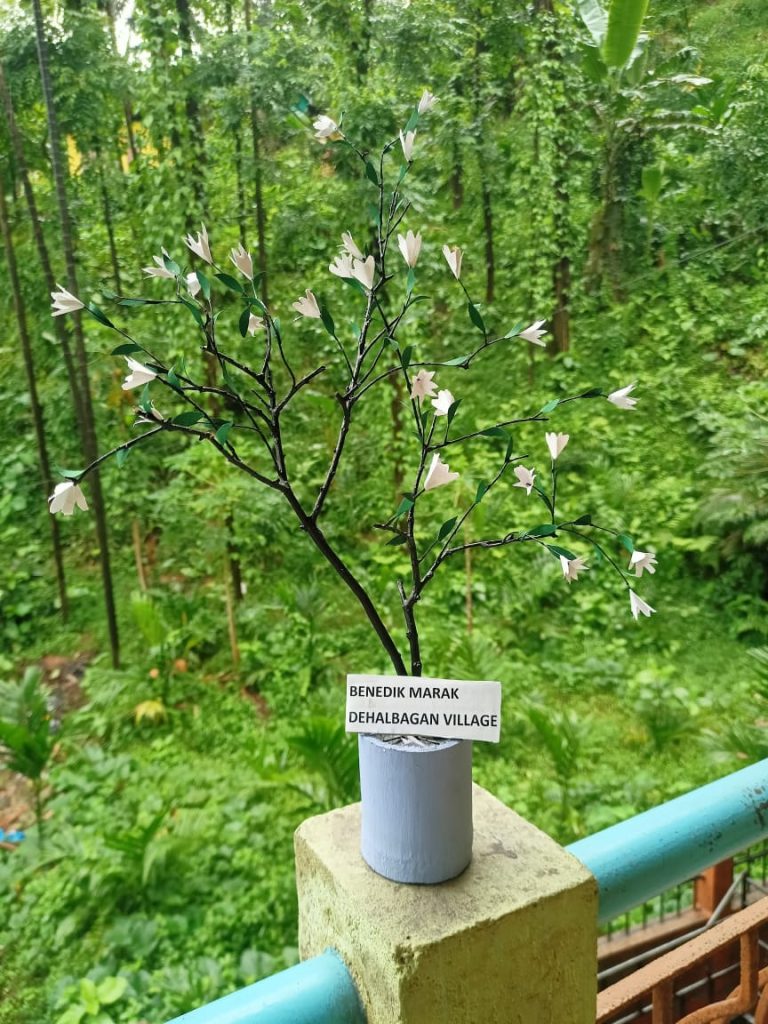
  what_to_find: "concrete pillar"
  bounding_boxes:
[295,784,598,1024]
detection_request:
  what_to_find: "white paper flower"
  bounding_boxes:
[545,432,569,460]
[313,115,340,140]
[397,230,422,268]
[341,232,364,261]
[410,369,438,401]
[51,285,84,317]
[608,382,638,410]
[184,224,212,264]
[352,256,375,291]
[629,590,656,620]
[186,272,201,298]
[248,313,265,336]
[49,480,88,516]
[230,243,253,280]
[442,244,462,280]
[520,320,548,347]
[629,549,657,577]
[292,289,321,319]
[142,254,175,279]
[418,89,438,114]
[431,388,455,417]
[329,253,355,279]
[424,453,459,491]
[400,129,416,162]
[122,356,157,391]
[513,465,536,496]
[560,555,589,583]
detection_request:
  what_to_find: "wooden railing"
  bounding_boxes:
[597,896,768,1024]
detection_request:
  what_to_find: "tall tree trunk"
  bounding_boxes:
[99,163,122,292]
[104,0,138,165]
[450,157,464,210]
[175,0,209,219]
[224,0,248,245]
[353,0,373,84]
[552,253,571,352]
[225,512,243,604]
[0,64,83,422]
[31,0,120,667]
[233,126,248,246]
[471,33,495,303]
[243,0,269,305]
[480,174,495,303]
[0,180,68,617]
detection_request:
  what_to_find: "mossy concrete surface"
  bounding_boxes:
[295,784,598,1024]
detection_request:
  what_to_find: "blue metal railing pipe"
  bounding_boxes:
[167,950,365,1024]
[567,758,768,923]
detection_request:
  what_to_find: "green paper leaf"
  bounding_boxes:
[215,272,244,293]
[86,302,114,328]
[397,163,409,185]
[446,399,461,427]
[365,161,379,186]
[578,387,604,399]
[503,321,525,339]
[180,297,203,326]
[393,497,415,520]
[162,254,181,276]
[404,109,419,133]
[540,398,560,414]
[195,271,211,301]
[406,268,416,294]
[467,301,486,333]
[618,533,635,553]
[533,483,554,514]
[115,447,130,468]
[527,523,557,537]
[138,384,152,414]
[480,426,509,439]
[438,516,457,540]
[172,411,203,427]
[56,467,83,480]
[546,544,578,560]
[215,422,234,446]
[440,355,471,367]
[400,345,413,369]
[475,481,489,503]
[167,367,182,391]
[570,514,592,526]
[239,307,252,338]
[320,306,336,337]
[386,534,408,546]
[117,297,161,307]
[111,343,142,356]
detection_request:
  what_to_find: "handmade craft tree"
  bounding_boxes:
[49,90,657,677]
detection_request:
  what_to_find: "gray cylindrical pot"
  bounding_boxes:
[358,734,473,884]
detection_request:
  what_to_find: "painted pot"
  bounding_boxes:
[358,733,473,884]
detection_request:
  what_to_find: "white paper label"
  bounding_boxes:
[345,674,502,743]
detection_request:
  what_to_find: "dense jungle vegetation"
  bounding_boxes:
[2,0,768,1020]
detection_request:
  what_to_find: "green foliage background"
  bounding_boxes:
[1,0,768,1020]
